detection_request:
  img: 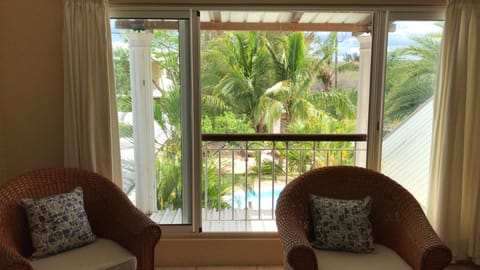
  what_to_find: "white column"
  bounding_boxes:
[126,32,157,213]
[272,118,281,133]
[355,34,372,167]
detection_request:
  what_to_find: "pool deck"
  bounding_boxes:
[150,208,278,232]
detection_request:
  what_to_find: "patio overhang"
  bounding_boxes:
[115,10,372,32]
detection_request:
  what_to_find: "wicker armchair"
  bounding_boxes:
[275,166,451,270]
[0,168,161,270]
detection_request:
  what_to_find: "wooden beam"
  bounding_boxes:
[115,19,370,32]
[209,11,222,22]
[201,22,369,32]
[115,20,179,30]
[290,12,304,23]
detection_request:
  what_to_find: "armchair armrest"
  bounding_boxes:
[0,243,33,270]
[84,179,161,270]
[374,191,451,270]
[276,215,317,270]
[276,188,317,270]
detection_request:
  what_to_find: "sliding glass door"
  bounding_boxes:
[110,10,197,230]
[109,7,445,233]
[380,13,444,211]
[199,10,373,232]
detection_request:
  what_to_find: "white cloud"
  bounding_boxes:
[386,21,443,52]
[394,21,443,35]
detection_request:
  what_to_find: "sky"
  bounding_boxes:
[334,21,443,60]
[387,21,443,50]
[111,20,444,61]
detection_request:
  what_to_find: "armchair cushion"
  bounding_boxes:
[30,238,136,270]
[314,243,412,270]
[19,187,96,258]
[309,194,374,253]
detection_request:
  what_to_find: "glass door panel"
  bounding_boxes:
[381,20,443,210]
[111,16,192,225]
[199,10,373,232]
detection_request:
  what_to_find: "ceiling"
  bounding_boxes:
[199,11,372,32]
[115,11,373,33]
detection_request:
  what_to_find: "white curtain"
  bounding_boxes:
[428,0,480,264]
[63,0,122,185]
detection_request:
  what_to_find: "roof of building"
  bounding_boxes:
[381,99,433,209]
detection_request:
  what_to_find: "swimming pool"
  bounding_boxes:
[224,187,283,210]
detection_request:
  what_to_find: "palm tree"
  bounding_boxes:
[384,33,441,130]
[262,32,313,130]
[202,31,273,132]
[262,32,355,132]
[152,29,180,86]
[156,158,183,209]
[112,46,131,96]
[310,32,338,90]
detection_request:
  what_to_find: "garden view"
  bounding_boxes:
[111,19,442,229]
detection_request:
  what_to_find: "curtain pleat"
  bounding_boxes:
[428,0,480,264]
[63,0,122,185]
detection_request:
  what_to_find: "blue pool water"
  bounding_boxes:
[225,187,283,210]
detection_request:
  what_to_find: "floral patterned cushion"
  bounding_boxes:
[309,194,374,253]
[20,187,96,258]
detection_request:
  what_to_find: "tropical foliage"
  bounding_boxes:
[113,27,441,212]
[202,31,272,132]
[383,32,441,132]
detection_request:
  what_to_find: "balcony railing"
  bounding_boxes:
[200,133,367,232]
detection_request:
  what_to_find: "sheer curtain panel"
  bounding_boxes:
[429,0,480,264]
[63,0,121,185]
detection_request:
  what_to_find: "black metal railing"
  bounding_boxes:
[200,133,367,231]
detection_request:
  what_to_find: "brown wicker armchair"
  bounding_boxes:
[275,166,451,270]
[0,168,161,270]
